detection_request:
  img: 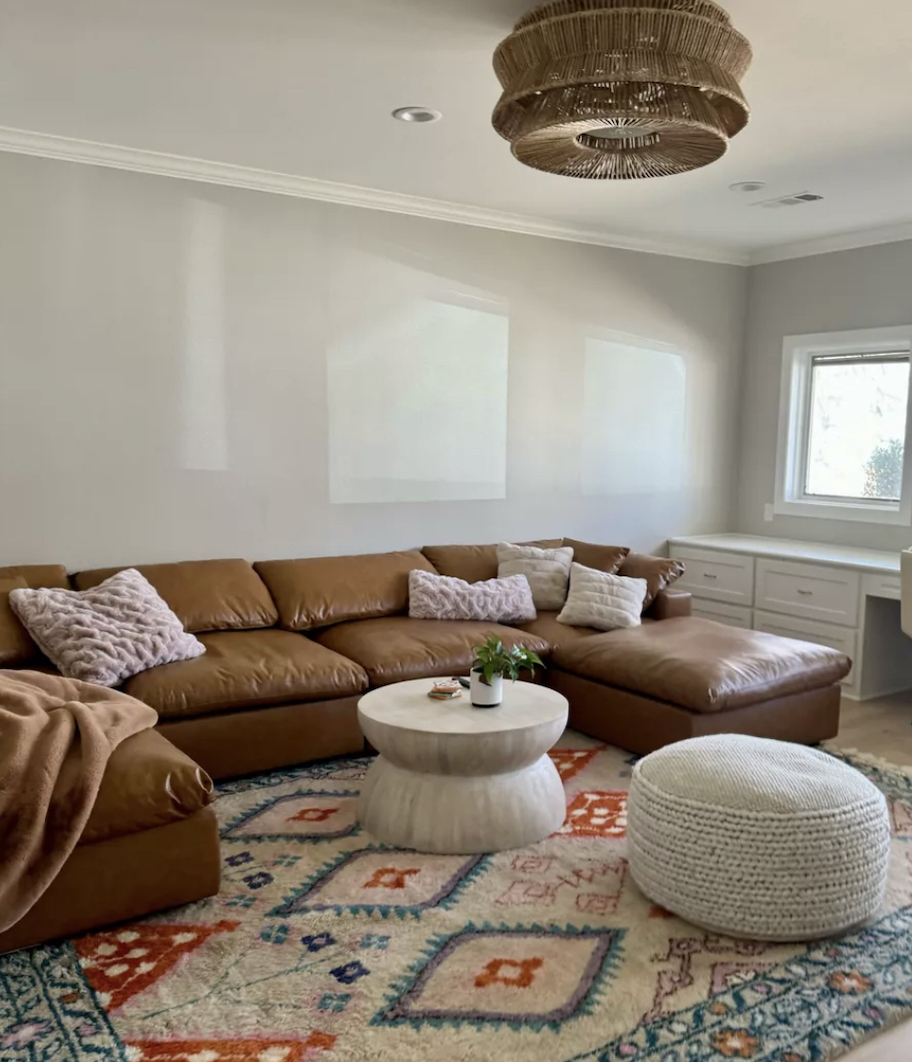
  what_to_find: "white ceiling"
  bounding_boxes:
[2,0,912,264]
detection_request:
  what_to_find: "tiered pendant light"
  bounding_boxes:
[492,0,752,179]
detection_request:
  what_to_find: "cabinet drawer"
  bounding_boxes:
[754,558,859,627]
[691,601,753,629]
[863,573,901,601]
[753,610,856,684]
[670,548,755,606]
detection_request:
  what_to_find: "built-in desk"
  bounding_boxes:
[669,533,911,701]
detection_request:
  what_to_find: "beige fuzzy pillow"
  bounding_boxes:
[557,562,648,631]
[497,542,574,610]
[9,568,206,687]
[408,569,536,623]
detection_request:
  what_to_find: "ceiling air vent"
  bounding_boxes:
[752,191,825,209]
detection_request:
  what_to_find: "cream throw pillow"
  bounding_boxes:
[408,569,536,623]
[557,562,648,631]
[497,542,573,610]
[9,568,206,687]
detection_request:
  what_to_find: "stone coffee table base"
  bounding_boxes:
[356,679,569,854]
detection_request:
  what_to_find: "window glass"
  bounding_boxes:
[804,355,909,501]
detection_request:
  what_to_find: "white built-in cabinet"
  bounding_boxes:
[669,534,912,701]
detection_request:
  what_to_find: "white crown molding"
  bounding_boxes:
[748,220,912,266]
[0,125,748,266]
[13,124,912,269]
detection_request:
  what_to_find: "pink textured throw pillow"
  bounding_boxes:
[408,569,536,623]
[9,568,206,687]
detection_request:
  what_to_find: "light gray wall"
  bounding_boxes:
[738,241,912,552]
[0,152,746,570]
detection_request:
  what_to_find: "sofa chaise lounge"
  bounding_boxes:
[0,538,851,952]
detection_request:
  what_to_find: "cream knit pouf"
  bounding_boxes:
[627,734,891,941]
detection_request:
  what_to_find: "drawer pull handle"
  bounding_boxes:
[797,588,813,596]
[703,573,718,580]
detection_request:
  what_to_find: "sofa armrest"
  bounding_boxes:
[647,588,692,620]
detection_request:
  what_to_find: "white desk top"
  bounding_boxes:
[669,533,903,575]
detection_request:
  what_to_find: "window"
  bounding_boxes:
[775,326,912,525]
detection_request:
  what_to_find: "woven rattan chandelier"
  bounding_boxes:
[492,0,752,179]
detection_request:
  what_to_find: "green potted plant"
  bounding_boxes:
[470,635,545,708]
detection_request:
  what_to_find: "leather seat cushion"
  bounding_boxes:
[125,629,368,719]
[255,550,436,631]
[513,610,601,651]
[316,616,549,686]
[81,729,213,845]
[421,540,562,584]
[73,559,278,633]
[553,616,852,714]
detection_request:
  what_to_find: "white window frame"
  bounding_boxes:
[774,325,912,526]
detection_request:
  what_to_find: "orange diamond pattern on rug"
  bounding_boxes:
[123,1031,335,1061]
[75,920,239,1011]
[361,867,421,889]
[556,790,627,837]
[548,748,600,783]
[375,924,624,1028]
[223,790,359,841]
[288,808,339,823]
[271,850,487,917]
[474,956,543,988]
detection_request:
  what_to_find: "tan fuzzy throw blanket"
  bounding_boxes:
[0,669,157,933]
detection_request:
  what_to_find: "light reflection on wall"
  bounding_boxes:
[181,198,229,471]
[327,251,508,504]
[581,338,686,495]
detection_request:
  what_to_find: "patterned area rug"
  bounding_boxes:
[3,733,912,1062]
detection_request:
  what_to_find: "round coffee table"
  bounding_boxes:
[357,678,568,854]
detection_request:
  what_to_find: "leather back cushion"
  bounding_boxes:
[0,564,70,589]
[255,549,436,631]
[617,552,686,611]
[0,576,41,667]
[562,539,630,575]
[421,539,562,584]
[0,565,69,667]
[73,559,278,633]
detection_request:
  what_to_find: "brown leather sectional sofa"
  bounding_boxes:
[0,537,852,952]
[0,537,850,781]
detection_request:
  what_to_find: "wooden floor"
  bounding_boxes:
[830,689,912,763]
[824,691,912,1061]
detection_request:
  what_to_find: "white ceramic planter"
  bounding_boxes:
[470,670,504,708]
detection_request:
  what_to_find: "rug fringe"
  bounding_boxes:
[823,742,912,775]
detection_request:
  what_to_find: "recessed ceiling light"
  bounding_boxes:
[392,106,442,124]
[729,181,766,193]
